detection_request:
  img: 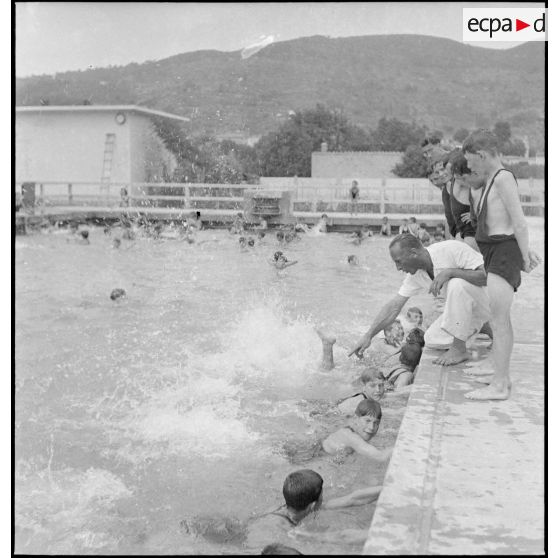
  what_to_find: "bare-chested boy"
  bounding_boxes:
[462,129,541,400]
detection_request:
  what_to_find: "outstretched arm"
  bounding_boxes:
[348,435,393,461]
[323,486,382,509]
[348,294,408,358]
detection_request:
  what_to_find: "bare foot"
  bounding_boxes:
[433,347,470,366]
[463,364,493,376]
[474,376,512,388]
[316,328,336,345]
[316,328,336,370]
[464,383,511,401]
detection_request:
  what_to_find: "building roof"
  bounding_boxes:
[16,104,190,122]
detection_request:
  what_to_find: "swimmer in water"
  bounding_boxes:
[71,230,90,245]
[381,342,422,390]
[321,399,391,461]
[112,237,121,249]
[239,236,248,250]
[276,231,285,244]
[336,369,385,416]
[270,251,298,270]
[347,255,359,266]
[110,288,126,301]
[383,319,405,348]
[248,237,255,247]
[244,469,382,550]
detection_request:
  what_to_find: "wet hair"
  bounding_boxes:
[239,236,246,243]
[247,238,255,247]
[406,328,425,347]
[273,251,284,261]
[110,288,126,301]
[262,543,303,555]
[360,368,382,384]
[400,343,422,369]
[462,129,499,155]
[282,470,323,511]
[355,398,382,421]
[276,231,285,240]
[389,233,422,252]
[258,231,265,239]
[347,255,357,264]
[449,149,471,176]
[80,230,89,239]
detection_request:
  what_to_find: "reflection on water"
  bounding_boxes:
[15,222,544,554]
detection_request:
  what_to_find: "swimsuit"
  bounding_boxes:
[266,510,298,526]
[442,186,458,238]
[383,365,413,384]
[475,169,523,292]
[449,178,476,238]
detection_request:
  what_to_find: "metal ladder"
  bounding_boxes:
[101,134,116,203]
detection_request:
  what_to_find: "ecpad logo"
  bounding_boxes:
[463,8,547,42]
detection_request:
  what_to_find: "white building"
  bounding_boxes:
[15,105,190,184]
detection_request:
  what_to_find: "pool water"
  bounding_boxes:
[14,222,544,554]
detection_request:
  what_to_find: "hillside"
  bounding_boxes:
[16,34,545,148]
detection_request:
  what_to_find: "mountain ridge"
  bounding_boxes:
[16,34,545,147]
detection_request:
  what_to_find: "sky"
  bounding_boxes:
[15,2,543,77]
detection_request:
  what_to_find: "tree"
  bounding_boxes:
[371,118,426,152]
[255,104,375,176]
[392,145,430,178]
[453,127,470,143]
[500,138,527,157]
[493,121,512,146]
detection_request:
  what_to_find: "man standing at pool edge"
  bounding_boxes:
[349,234,490,366]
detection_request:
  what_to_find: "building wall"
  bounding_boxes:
[128,115,177,183]
[311,151,403,179]
[16,110,132,183]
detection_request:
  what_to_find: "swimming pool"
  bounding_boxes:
[14,223,544,554]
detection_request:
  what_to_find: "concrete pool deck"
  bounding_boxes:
[363,343,545,555]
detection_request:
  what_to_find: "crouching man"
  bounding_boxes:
[349,234,490,366]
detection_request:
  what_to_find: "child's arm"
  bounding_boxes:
[347,434,392,461]
[323,486,382,509]
[283,260,298,268]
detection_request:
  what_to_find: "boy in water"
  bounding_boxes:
[382,342,422,390]
[380,216,391,237]
[398,219,410,234]
[347,255,359,266]
[72,230,90,245]
[336,369,385,416]
[462,129,541,400]
[406,306,423,329]
[271,251,298,270]
[321,399,391,461]
[244,469,382,550]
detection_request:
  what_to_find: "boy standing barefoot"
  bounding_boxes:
[462,130,541,400]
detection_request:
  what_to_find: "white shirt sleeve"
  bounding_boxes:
[398,274,423,298]
[453,241,485,270]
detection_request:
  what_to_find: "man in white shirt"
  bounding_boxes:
[349,234,490,366]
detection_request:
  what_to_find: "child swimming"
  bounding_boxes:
[270,251,298,270]
[336,369,385,416]
[381,342,422,390]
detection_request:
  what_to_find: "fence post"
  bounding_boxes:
[380,178,386,214]
[68,183,73,205]
[184,182,190,209]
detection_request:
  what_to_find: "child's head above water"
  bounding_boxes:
[276,231,285,241]
[384,319,405,347]
[258,231,266,239]
[247,238,255,247]
[406,328,425,347]
[400,343,422,369]
[80,230,89,239]
[347,255,358,265]
[239,236,246,245]
[282,469,323,512]
[360,369,385,400]
[407,306,423,326]
[354,398,382,437]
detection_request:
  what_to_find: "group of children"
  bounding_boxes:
[379,216,446,245]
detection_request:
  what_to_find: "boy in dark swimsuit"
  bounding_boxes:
[462,130,541,400]
[245,469,382,549]
[337,369,385,415]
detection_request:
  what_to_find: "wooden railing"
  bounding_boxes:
[15,180,545,216]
